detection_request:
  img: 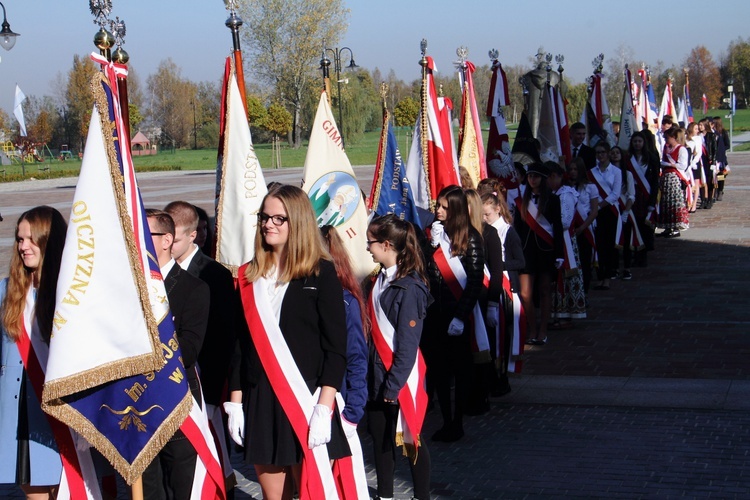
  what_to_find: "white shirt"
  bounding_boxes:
[554,185,578,229]
[178,244,200,270]
[591,163,622,206]
[161,258,176,278]
[261,267,290,321]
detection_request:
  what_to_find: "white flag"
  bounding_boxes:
[14,84,26,136]
[214,57,267,276]
[302,92,376,280]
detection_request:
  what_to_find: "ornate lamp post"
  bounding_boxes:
[319,42,358,148]
[0,1,20,51]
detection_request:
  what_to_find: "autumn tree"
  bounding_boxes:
[334,68,379,145]
[393,96,419,127]
[239,0,349,148]
[265,101,293,138]
[146,58,197,148]
[64,54,98,151]
[684,46,721,111]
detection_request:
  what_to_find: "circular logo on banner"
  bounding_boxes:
[308,171,360,228]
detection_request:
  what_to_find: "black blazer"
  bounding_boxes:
[574,143,596,170]
[231,259,348,395]
[186,249,237,406]
[164,264,210,401]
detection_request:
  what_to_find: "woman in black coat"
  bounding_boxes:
[423,185,485,442]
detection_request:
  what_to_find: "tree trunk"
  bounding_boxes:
[292,101,302,149]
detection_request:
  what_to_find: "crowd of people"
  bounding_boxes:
[0,114,732,499]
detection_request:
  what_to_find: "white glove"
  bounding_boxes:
[430,221,444,247]
[555,258,564,269]
[621,212,629,223]
[447,317,464,336]
[308,404,333,449]
[341,417,358,440]
[647,206,655,213]
[223,401,245,446]
[486,302,499,329]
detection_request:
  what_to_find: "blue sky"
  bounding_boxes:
[1,0,749,116]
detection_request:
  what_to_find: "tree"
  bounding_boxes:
[684,46,721,111]
[265,101,293,138]
[246,94,269,129]
[64,54,98,151]
[128,103,144,135]
[604,44,636,119]
[335,68,379,145]
[239,0,350,148]
[721,38,750,108]
[393,96,419,127]
[146,58,197,148]
[564,82,590,124]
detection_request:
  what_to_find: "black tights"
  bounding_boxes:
[367,402,431,499]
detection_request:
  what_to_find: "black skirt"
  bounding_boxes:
[243,371,350,467]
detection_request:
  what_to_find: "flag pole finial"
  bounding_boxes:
[489,48,499,63]
[90,0,115,60]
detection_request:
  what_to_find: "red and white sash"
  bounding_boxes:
[498,273,525,373]
[555,187,578,271]
[663,144,692,205]
[628,156,652,199]
[331,393,368,499]
[588,167,622,246]
[183,396,227,500]
[618,192,645,250]
[238,267,339,499]
[432,231,490,355]
[368,274,428,457]
[17,290,100,499]
[513,195,553,245]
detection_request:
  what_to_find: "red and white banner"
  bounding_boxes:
[405,56,460,210]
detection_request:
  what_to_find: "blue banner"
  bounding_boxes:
[373,124,421,227]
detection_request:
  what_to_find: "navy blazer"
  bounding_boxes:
[368,272,431,402]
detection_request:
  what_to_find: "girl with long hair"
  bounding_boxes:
[319,224,369,497]
[1,206,67,500]
[464,189,503,414]
[698,118,717,208]
[226,185,350,500]
[611,146,638,280]
[423,185,484,442]
[627,131,660,266]
[567,157,599,293]
[366,214,431,500]
[481,191,525,394]
[511,163,563,344]
[713,116,730,202]
[686,123,704,213]
[589,143,622,289]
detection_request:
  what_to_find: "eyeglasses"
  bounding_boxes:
[150,232,167,236]
[258,213,289,226]
[366,239,381,246]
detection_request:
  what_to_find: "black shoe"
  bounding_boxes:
[622,270,632,280]
[717,191,724,201]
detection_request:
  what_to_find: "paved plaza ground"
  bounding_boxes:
[1,149,749,498]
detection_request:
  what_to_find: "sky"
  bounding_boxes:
[1,0,749,118]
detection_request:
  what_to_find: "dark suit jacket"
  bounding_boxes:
[185,249,237,406]
[573,143,596,170]
[231,259,348,395]
[164,264,210,403]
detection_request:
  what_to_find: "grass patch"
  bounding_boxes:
[1,122,518,182]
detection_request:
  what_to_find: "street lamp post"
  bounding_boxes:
[728,79,734,153]
[191,99,197,150]
[0,1,20,51]
[319,43,358,148]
